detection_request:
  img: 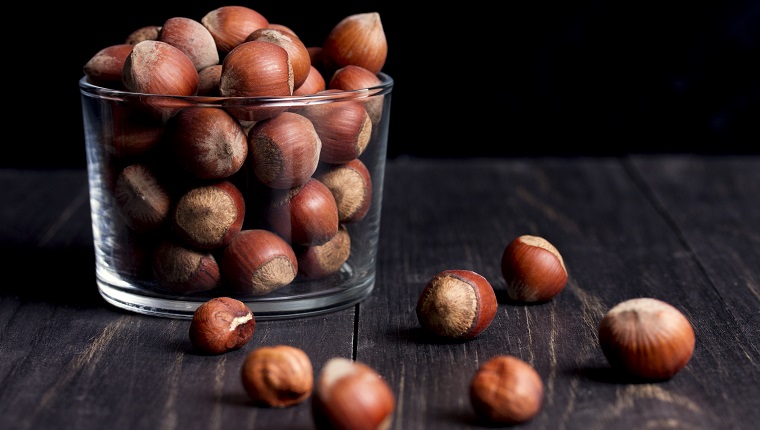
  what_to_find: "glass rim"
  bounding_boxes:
[79,72,393,109]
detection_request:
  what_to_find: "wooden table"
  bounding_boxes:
[1,155,758,430]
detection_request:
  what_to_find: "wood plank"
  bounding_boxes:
[360,156,758,429]
[630,154,760,344]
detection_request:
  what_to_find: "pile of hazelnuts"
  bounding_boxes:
[185,234,696,428]
[83,6,389,297]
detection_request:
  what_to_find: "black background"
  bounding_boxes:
[10,1,760,169]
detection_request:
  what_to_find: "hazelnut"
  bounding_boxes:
[298,96,372,164]
[158,16,219,71]
[201,5,269,54]
[246,111,321,189]
[221,229,298,296]
[328,65,384,126]
[171,180,246,250]
[189,297,256,355]
[113,163,172,234]
[241,345,313,407]
[415,269,498,340]
[126,25,161,45]
[151,239,221,294]
[245,27,311,90]
[83,43,133,89]
[166,107,248,179]
[122,40,199,96]
[312,357,395,430]
[292,65,326,96]
[598,297,696,381]
[295,224,351,280]
[316,158,372,224]
[219,40,294,121]
[265,178,340,246]
[321,12,387,76]
[470,355,544,424]
[501,235,568,303]
[197,64,222,96]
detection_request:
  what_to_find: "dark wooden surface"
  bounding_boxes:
[1,155,758,430]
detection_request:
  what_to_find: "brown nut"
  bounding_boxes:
[122,40,199,96]
[470,355,544,424]
[328,65,384,126]
[166,107,248,179]
[126,25,161,45]
[219,40,294,121]
[245,27,311,90]
[171,180,245,250]
[316,158,372,224]
[598,297,696,381]
[247,111,321,189]
[322,12,387,75]
[312,357,395,430]
[197,64,222,96]
[113,163,172,234]
[241,345,313,407]
[295,224,351,280]
[189,297,256,355]
[221,229,298,296]
[201,5,269,54]
[158,16,219,71]
[151,239,221,294]
[298,96,372,164]
[416,269,497,340]
[501,235,568,303]
[292,65,326,96]
[265,178,340,246]
[83,43,133,89]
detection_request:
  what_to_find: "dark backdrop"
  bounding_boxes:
[10,1,760,169]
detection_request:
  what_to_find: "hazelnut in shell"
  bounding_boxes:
[171,180,245,250]
[219,40,294,121]
[321,12,387,75]
[299,96,372,164]
[317,158,372,224]
[83,43,133,89]
[151,239,221,294]
[312,357,395,430]
[296,224,351,280]
[113,163,171,234]
[501,235,568,303]
[122,40,199,97]
[598,297,696,381]
[201,5,269,54]
[166,107,248,180]
[265,178,340,246]
[247,111,321,190]
[158,16,219,71]
[221,229,298,296]
[415,270,497,340]
[245,27,311,90]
